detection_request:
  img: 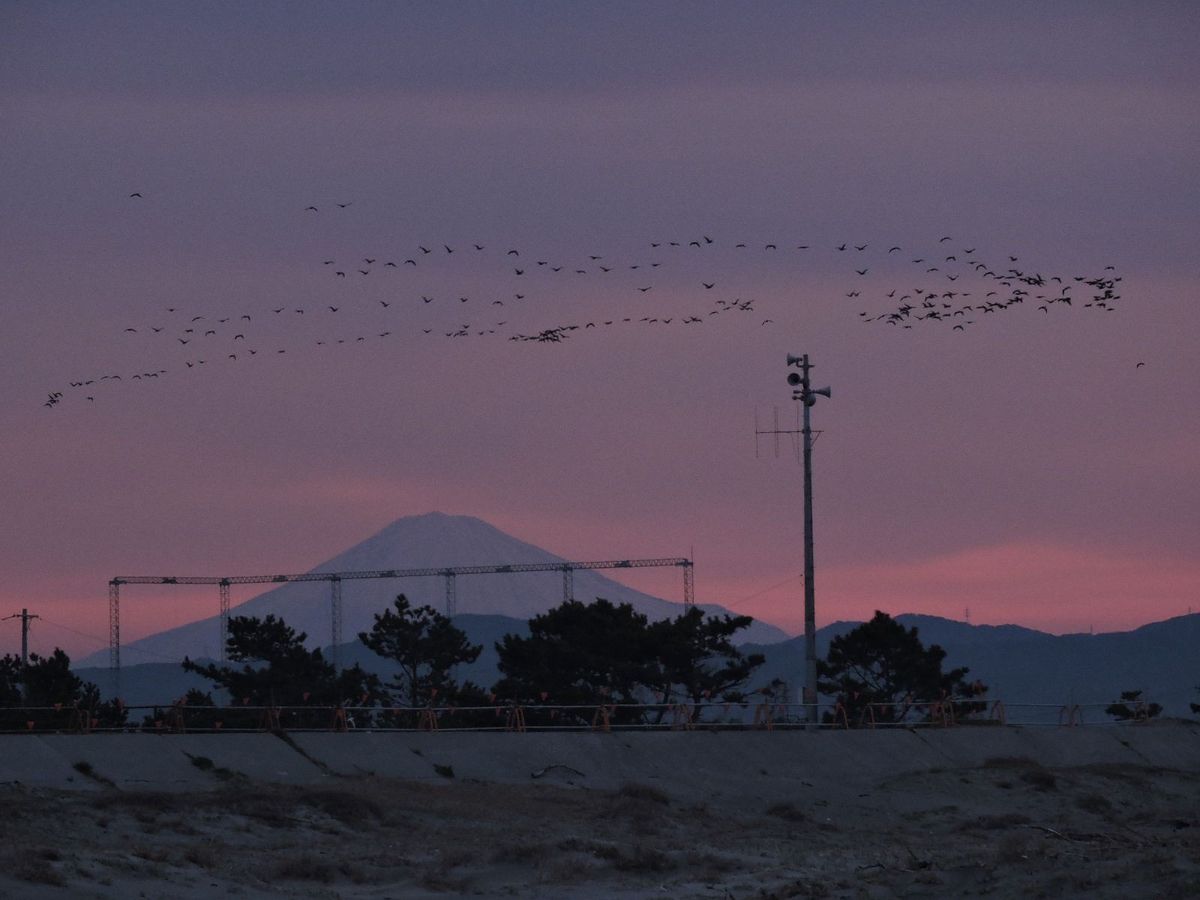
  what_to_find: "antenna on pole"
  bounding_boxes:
[785,353,832,730]
[756,405,820,461]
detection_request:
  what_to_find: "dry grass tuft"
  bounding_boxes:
[90,791,175,814]
[612,846,676,873]
[300,788,383,826]
[490,841,550,864]
[961,812,1032,831]
[766,801,808,822]
[1020,768,1058,791]
[271,855,370,884]
[131,845,171,863]
[183,846,220,870]
[8,858,65,886]
[1075,792,1114,815]
[616,782,670,805]
[995,832,1032,863]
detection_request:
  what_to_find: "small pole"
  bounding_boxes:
[3,609,40,701]
[20,609,31,673]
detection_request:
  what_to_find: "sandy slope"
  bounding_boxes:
[1,725,1198,898]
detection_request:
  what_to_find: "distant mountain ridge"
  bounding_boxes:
[79,512,788,667]
[743,612,1200,720]
[78,610,1200,719]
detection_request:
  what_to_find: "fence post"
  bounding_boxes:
[591,705,612,732]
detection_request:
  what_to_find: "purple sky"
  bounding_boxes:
[2,3,1197,659]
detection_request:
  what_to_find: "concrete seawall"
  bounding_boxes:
[3,721,1197,798]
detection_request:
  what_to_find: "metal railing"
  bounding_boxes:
[0,697,1173,735]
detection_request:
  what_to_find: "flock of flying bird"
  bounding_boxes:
[42,195,1125,408]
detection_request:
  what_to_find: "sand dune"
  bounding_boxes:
[1,722,1197,897]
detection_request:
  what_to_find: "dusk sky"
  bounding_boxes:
[2,3,1197,660]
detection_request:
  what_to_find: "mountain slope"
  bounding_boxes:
[81,512,787,666]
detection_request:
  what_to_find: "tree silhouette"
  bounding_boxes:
[358,594,482,708]
[1105,689,1162,722]
[817,611,984,726]
[495,598,767,726]
[184,614,385,728]
[0,648,126,731]
[647,607,765,710]
[494,598,658,724]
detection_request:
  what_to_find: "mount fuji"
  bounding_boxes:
[80,512,788,667]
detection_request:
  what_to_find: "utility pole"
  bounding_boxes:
[3,609,40,701]
[786,354,831,729]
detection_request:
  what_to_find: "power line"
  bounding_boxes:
[37,618,183,666]
[35,617,109,649]
[719,573,804,611]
